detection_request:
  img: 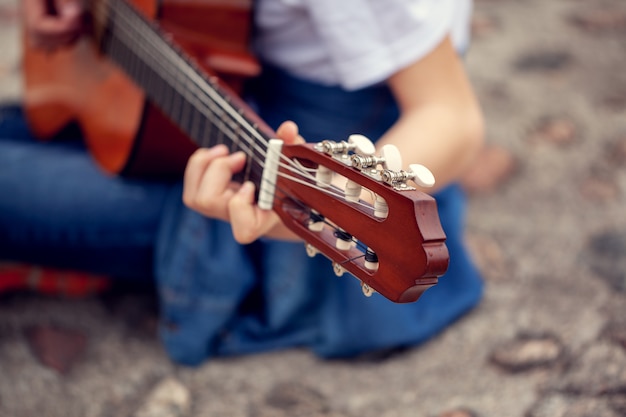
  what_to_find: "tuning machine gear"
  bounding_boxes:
[316,134,376,160]
[382,163,435,190]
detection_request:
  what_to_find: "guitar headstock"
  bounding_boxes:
[271,136,449,303]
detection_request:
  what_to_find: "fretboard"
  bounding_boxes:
[95,0,271,185]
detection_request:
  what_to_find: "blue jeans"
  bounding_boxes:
[0,106,172,280]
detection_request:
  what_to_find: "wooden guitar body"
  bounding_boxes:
[23,0,257,177]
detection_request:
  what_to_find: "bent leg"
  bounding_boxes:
[0,106,174,280]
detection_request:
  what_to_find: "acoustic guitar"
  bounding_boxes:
[22,0,449,303]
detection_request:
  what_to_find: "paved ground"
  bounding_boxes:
[2,0,626,416]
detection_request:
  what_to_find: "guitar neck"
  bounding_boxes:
[95,0,273,184]
[23,0,449,303]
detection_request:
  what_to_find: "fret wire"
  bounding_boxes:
[110,5,128,76]
[160,73,173,118]
[180,96,191,135]
[235,109,245,155]
[111,19,129,75]
[124,30,138,80]
[127,40,141,84]
[111,44,262,179]
[228,119,239,153]
[105,5,205,116]
[200,115,211,148]
[148,66,160,110]
[108,7,165,112]
[115,5,241,127]
[107,21,124,76]
[214,118,224,146]
[109,6,238,147]
[172,91,184,126]
[211,101,226,147]
[113,0,170,114]
[239,125,253,182]
[96,3,343,205]
[188,105,200,142]
[181,99,191,132]
[176,58,190,130]
[100,20,111,56]
[107,0,270,149]
[123,51,250,167]
[102,0,300,184]
[136,36,148,92]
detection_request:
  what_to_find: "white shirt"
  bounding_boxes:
[254,0,473,91]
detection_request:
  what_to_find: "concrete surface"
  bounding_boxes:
[1,0,626,416]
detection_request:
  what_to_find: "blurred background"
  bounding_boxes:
[1,0,626,416]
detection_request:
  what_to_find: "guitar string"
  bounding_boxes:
[269,191,369,256]
[108,12,379,267]
[103,0,274,168]
[109,11,362,207]
[99,0,379,211]
[100,2,321,179]
[102,1,327,191]
[97,0,382,242]
[107,5,370,211]
[104,0,373,209]
[97,1,385,265]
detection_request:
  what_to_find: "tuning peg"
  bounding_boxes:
[381,163,435,189]
[347,144,401,207]
[364,248,379,271]
[335,229,353,251]
[333,262,346,277]
[305,243,318,257]
[316,135,375,158]
[315,165,333,187]
[351,144,400,172]
[344,135,375,201]
[408,164,435,188]
[344,179,362,202]
[361,282,375,297]
[373,195,388,219]
[380,144,402,171]
[308,210,325,232]
[348,134,376,156]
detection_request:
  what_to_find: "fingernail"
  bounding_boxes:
[207,144,228,154]
[231,151,247,162]
[240,181,255,193]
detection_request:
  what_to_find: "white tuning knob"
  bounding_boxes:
[305,243,319,257]
[348,134,376,156]
[380,144,402,171]
[344,179,361,202]
[373,195,388,219]
[333,262,346,277]
[361,282,375,297]
[364,248,379,271]
[315,165,333,187]
[408,163,435,188]
[335,228,354,251]
[308,219,324,232]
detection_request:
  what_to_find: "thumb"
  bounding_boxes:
[228,181,277,243]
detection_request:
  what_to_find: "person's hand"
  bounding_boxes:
[183,121,304,243]
[23,0,84,50]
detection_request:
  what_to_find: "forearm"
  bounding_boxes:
[376,101,484,192]
[379,35,485,192]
